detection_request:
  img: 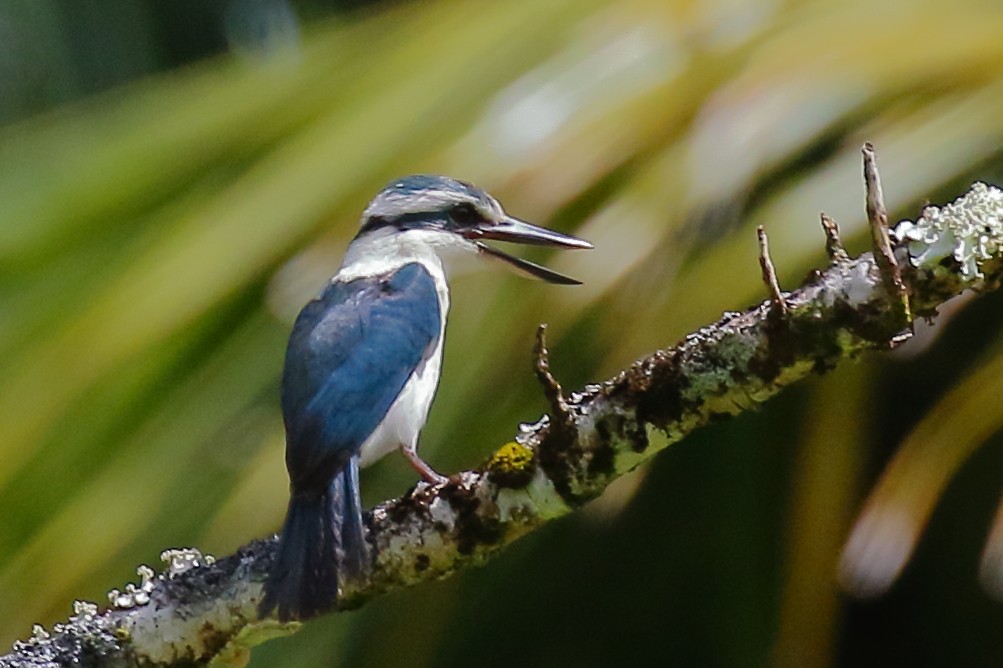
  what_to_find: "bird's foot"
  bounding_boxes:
[402,447,448,486]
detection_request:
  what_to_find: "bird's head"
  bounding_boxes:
[354,175,592,284]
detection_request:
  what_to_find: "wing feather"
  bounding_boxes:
[281,262,440,490]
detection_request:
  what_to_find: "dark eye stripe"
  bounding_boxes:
[359,211,456,235]
[449,203,482,226]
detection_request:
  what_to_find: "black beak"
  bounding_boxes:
[466,216,593,285]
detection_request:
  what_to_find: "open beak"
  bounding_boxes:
[466,216,593,285]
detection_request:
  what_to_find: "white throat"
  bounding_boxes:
[338,228,481,285]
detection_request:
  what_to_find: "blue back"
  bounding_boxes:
[281,262,441,491]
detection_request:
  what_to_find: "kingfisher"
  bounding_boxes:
[259,175,592,621]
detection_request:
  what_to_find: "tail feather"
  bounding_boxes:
[259,455,369,621]
[336,455,368,582]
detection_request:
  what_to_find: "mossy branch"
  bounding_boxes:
[4,148,1003,667]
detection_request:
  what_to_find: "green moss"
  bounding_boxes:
[211,620,301,667]
[483,442,537,488]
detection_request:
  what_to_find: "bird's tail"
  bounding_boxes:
[259,455,369,621]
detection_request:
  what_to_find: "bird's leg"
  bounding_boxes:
[401,445,448,485]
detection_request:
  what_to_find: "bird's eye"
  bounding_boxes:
[450,203,481,226]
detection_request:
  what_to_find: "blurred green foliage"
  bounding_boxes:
[3,0,1003,666]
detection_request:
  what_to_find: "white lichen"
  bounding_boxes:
[495,467,569,522]
[70,600,98,623]
[893,182,1003,279]
[817,258,876,308]
[107,565,157,609]
[161,547,216,577]
[844,259,877,305]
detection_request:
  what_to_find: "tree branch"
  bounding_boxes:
[5,150,1003,668]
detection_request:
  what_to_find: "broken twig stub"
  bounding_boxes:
[757,225,788,315]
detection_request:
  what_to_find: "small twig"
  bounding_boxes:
[533,324,575,432]
[757,226,788,315]
[863,143,910,325]
[820,212,850,263]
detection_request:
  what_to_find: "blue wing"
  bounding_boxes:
[281,262,441,491]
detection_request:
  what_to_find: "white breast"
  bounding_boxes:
[357,336,444,467]
[341,229,455,468]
